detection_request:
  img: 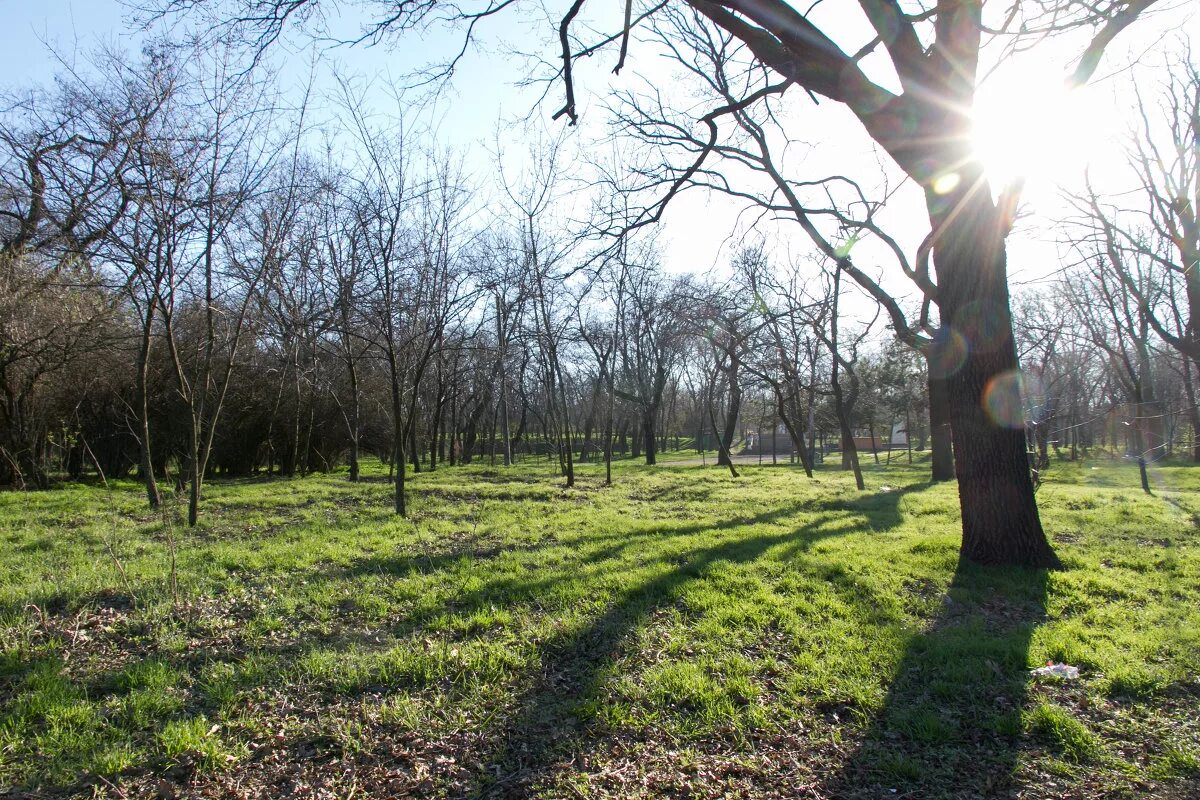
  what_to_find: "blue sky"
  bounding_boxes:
[0,1,133,86]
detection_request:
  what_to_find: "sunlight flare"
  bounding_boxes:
[972,56,1116,203]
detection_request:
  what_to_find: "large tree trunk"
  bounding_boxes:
[1183,357,1200,462]
[929,176,1059,568]
[928,372,955,481]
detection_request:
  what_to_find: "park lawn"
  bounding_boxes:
[0,456,1197,798]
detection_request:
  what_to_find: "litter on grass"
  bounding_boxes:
[1031,662,1080,679]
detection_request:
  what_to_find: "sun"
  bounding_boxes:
[971,56,1117,204]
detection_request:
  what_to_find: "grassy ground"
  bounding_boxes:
[0,455,1197,798]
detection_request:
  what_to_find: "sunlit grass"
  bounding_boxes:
[0,454,1196,796]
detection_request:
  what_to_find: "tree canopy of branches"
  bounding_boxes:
[3,0,1184,567]
[149,0,1168,566]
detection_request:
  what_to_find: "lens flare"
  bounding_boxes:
[932,172,961,195]
[927,327,968,379]
[955,300,1010,354]
[983,369,1027,429]
[972,54,1116,204]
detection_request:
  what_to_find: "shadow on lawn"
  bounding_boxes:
[1161,493,1200,527]
[448,480,934,798]
[0,472,941,796]
[329,482,928,639]
[821,560,1050,799]
[331,489,844,580]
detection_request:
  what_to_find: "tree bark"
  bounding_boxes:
[929,174,1059,568]
[187,419,200,527]
[388,348,406,517]
[410,411,421,473]
[604,366,615,485]
[707,373,739,478]
[347,356,361,482]
[831,371,863,490]
[1183,357,1200,462]
[286,341,301,478]
[772,385,813,478]
[496,295,513,467]
[429,398,441,471]
[928,372,955,481]
[642,411,657,466]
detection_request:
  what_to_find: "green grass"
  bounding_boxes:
[1025,703,1103,763]
[0,455,1197,797]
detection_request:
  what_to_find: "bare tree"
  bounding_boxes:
[499,134,581,485]
[297,164,372,481]
[159,0,1171,570]
[1063,257,1166,491]
[739,256,821,477]
[1067,52,1200,459]
[609,8,954,482]
[154,47,281,525]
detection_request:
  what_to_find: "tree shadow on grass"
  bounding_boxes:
[0,473,934,795]
[307,494,873,651]
[352,478,930,570]
[1160,493,1200,527]
[821,560,1050,799]
[324,482,933,639]
[464,518,853,798]
[444,482,935,798]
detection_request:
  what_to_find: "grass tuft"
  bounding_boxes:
[1025,704,1103,763]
